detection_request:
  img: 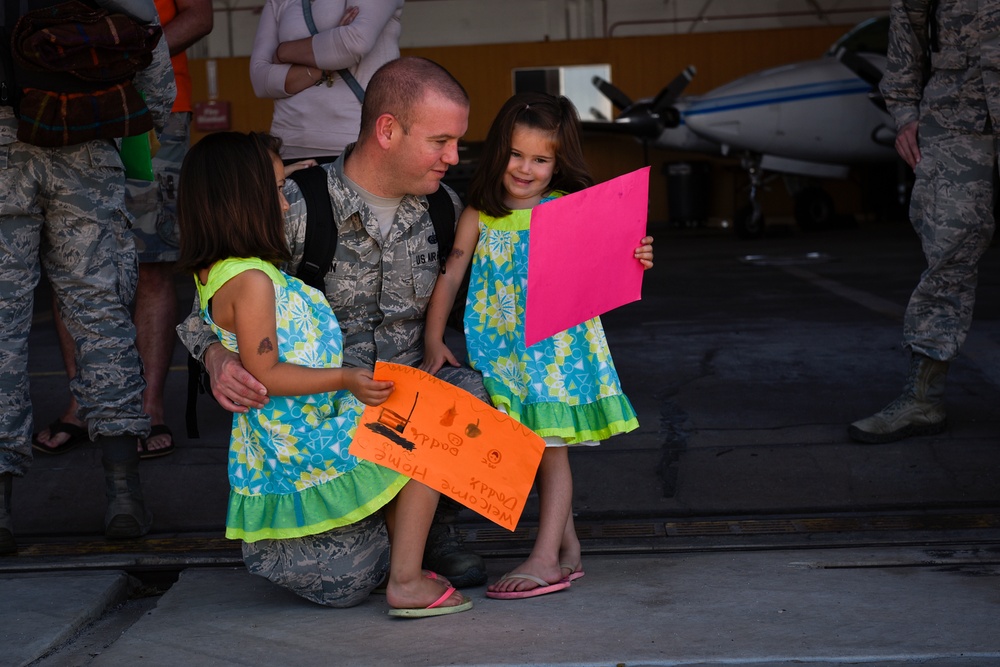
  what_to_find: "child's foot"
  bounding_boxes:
[560,562,585,582]
[386,575,470,613]
[558,543,583,581]
[486,558,565,595]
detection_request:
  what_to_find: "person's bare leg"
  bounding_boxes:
[33,302,85,449]
[487,446,571,593]
[558,506,583,579]
[134,262,177,453]
[383,481,466,610]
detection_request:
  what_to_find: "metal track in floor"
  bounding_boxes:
[3,509,999,574]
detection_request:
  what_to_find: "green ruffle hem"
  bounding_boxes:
[226,460,408,542]
[484,377,639,444]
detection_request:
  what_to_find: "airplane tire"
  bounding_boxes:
[734,205,765,239]
[794,187,835,231]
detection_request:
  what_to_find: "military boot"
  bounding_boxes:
[0,473,15,555]
[422,498,486,587]
[101,435,152,539]
[848,353,948,444]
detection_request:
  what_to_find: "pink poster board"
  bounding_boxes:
[525,167,649,347]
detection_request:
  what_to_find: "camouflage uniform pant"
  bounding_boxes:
[904,118,998,361]
[0,133,149,476]
[128,112,190,263]
[241,514,390,608]
[435,363,488,402]
[239,363,485,606]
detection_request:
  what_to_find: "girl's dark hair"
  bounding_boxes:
[176,132,291,273]
[467,92,593,218]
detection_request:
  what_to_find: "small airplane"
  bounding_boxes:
[584,17,898,238]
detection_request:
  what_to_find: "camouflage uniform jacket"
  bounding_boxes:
[879,0,1000,132]
[0,0,175,145]
[178,146,462,370]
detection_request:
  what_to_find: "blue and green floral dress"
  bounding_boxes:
[196,257,407,542]
[464,195,639,444]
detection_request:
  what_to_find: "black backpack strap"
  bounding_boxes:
[426,185,457,272]
[1,0,21,110]
[288,165,337,292]
[185,354,206,439]
[426,185,469,332]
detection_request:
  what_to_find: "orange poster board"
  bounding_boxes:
[348,362,545,530]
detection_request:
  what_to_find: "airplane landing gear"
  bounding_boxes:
[734,205,765,239]
[735,158,766,239]
[793,185,836,231]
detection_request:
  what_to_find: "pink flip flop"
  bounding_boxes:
[372,570,451,595]
[560,563,585,582]
[387,586,473,618]
[485,572,571,600]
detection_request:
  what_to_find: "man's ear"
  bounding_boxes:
[374,114,397,149]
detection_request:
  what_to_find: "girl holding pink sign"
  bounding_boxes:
[421,92,654,600]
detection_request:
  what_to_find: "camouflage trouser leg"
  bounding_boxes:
[433,364,487,518]
[128,112,189,263]
[241,514,390,608]
[903,120,998,361]
[435,364,488,403]
[0,137,149,476]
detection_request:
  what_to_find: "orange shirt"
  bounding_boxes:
[154,0,191,113]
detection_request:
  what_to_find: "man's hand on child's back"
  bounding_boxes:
[206,344,270,413]
[344,368,394,406]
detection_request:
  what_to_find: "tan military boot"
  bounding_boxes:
[848,353,948,444]
[101,435,152,539]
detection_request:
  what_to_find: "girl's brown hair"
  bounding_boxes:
[467,92,593,218]
[176,132,291,273]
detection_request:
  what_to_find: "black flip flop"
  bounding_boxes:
[32,420,89,455]
[138,424,175,459]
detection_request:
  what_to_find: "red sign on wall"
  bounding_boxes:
[194,101,231,132]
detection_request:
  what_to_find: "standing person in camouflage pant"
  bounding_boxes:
[849,0,999,444]
[0,0,175,554]
[178,57,486,602]
[33,0,213,459]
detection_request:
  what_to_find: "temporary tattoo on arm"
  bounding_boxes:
[450,248,465,259]
[257,337,274,355]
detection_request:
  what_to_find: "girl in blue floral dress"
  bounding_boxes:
[176,132,471,617]
[421,93,654,599]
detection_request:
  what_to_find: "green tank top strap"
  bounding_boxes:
[196,257,287,305]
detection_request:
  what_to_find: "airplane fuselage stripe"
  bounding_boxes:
[684,79,873,118]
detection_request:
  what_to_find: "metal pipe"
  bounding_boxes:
[607,5,881,38]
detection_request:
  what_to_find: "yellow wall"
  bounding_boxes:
[189,25,856,224]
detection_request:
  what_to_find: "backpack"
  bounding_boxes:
[289,164,458,291]
[185,168,470,438]
[3,0,160,146]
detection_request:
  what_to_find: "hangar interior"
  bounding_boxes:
[189,0,897,231]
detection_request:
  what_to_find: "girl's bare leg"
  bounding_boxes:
[558,508,583,579]
[488,446,572,593]
[384,480,467,609]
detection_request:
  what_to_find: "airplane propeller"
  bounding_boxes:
[591,76,633,111]
[834,47,887,111]
[650,65,697,121]
[584,65,697,139]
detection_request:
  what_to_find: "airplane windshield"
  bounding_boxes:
[826,16,889,56]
